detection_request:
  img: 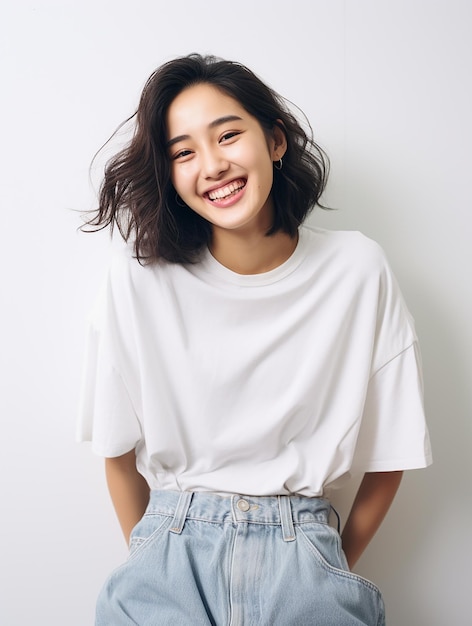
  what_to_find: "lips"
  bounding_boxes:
[205,179,246,202]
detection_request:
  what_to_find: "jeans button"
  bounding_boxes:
[237,499,250,512]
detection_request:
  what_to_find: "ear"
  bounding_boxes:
[271,121,288,162]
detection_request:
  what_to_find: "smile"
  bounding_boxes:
[206,179,246,202]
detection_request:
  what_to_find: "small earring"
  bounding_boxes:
[175,193,186,207]
[274,158,283,170]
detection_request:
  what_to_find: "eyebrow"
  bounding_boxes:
[166,115,243,148]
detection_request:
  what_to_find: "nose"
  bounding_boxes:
[200,147,229,179]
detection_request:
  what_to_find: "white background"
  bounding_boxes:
[1,1,471,624]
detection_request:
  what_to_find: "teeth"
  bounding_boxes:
[208,180,245,201]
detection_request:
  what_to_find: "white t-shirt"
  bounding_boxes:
[77,225,432,496]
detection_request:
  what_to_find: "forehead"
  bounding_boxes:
[166,83,253,135]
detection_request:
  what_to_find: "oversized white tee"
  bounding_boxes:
[77,225,432,496]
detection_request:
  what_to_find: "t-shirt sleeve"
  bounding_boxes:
[76,270,142,458]
[352,340,432,472]
[351,243,432,472]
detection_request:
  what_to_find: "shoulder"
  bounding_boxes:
[107,242,150,281]
[300,225,389,277]
[90,243,176,325]
[106,242,177,289]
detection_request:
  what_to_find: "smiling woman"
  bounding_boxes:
[79,54,431,625]
[83,53,328,265]
[167,83,292,273]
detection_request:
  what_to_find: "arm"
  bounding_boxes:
[105,449,150,544]
[341,470,403,569]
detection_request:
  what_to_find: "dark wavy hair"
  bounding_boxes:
[84,54,329,264]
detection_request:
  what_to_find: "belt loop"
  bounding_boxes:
[169,492,193,534]
[278,495,296,542]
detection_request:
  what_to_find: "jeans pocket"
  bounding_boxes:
[297,523,385,625]
[128,513,172,559]
[298,522,383,595]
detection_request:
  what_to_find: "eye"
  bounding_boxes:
[172,149,193,161]
[219,131,241,143]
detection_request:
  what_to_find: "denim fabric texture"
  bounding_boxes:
[96,491,385,626]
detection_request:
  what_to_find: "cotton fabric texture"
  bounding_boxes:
[77,226,432,494]
[96,490,386,626]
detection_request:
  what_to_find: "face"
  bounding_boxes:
[166,83,286,240]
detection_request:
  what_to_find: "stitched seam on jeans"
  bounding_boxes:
[127,516,173,562]
[298,527,383,594]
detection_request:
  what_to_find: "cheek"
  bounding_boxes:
[169,163,178,187]
[248,140,274,174]
[171,165,194,195]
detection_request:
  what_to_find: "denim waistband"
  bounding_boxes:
[147,490,332,543]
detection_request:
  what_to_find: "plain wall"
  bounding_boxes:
[1,1,470,624]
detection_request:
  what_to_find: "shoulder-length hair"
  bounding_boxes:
[85,54,329,264]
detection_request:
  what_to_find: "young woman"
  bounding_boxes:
[78,54,432,625]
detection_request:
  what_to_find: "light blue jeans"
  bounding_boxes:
[96,491,385,625]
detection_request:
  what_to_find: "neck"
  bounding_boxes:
[209,228,299,275]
